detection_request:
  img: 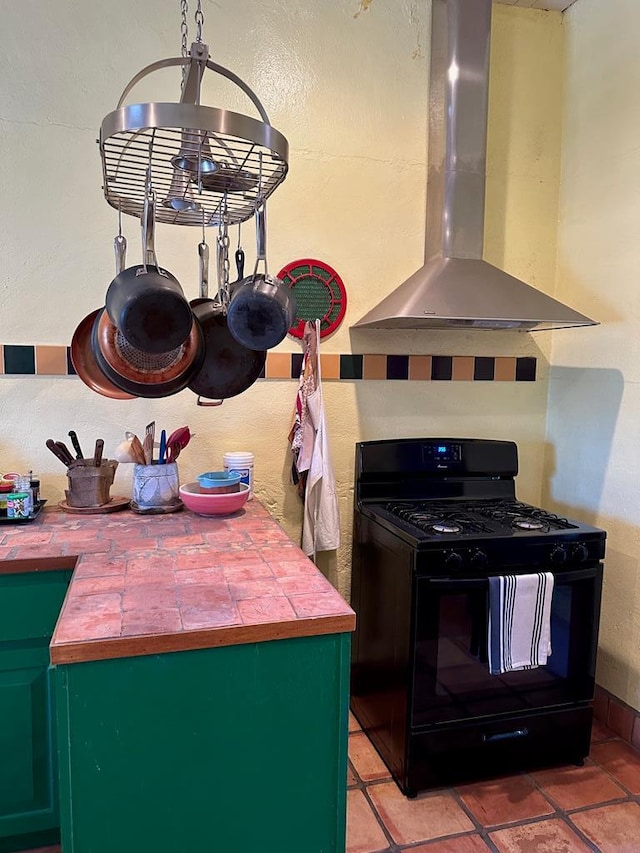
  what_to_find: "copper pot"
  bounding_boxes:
[70,309,136,400]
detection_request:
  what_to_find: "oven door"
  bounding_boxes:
[411,565,603,728]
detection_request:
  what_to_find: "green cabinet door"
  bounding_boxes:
[56,632,351,853]
[0,568,71,852]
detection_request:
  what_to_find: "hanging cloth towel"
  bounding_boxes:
[301,320,340,558]
[488,572,554,675]
[288,322,318,498]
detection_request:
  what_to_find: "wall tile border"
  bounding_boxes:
[0,346,538,383]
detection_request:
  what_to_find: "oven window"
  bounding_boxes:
[412,572,600,727]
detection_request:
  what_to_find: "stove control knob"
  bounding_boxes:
[571,543,589,563]
[470,549,489,570]
[550,546,567,566]
[444,551,464,571]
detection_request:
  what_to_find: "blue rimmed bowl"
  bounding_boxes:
[196,470,242,494]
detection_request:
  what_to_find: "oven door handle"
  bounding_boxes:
[429,566,599,589]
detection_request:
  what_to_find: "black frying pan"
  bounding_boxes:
[105,190,193,354]
[188,239,265,405]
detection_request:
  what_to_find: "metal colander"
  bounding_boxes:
[115,331,183,373]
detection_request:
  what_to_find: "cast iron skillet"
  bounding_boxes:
[188,239,266,405]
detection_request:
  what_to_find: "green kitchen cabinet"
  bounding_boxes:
[0,568,72,853]
[55,632,351,853]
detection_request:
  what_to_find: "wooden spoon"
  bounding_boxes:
[130,435,146,465]
[143,433,154,465]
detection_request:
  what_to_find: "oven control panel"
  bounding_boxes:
[423,443,462,465]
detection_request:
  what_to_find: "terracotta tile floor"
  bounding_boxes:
[22,717,640,853]
[347,711,640,853]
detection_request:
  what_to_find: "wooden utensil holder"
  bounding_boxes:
[65,461,118,507]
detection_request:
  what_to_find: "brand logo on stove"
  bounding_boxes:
[437,464,448,469]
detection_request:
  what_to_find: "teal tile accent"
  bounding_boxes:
[340,355,363,380]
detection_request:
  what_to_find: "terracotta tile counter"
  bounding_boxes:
[0,502,355,664]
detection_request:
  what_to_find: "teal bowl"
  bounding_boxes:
[196,470,242,494]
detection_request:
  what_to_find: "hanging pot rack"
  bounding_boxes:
[99,39,289,228]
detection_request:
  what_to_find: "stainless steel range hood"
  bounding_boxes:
[354,0,596,332]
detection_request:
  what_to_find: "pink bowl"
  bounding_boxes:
[179,482,250,516]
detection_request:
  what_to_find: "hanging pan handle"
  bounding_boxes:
[114,235,127,275]
[196,396,223,407]
[114,209,127,274]
[140,180,159,271]
[199,240,210,299]
[253,201,267,276]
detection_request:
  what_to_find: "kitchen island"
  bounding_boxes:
[0,502,354,853]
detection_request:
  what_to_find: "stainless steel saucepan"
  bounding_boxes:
[226,201,296,350]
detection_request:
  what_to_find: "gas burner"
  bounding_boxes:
[513,517,545,531]
[470,500,578,532]
[432,522,462,535]
[385,502,494,537]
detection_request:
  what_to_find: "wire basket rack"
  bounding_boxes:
[99,43,289,227]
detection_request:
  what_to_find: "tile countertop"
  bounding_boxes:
[0,502,355,665]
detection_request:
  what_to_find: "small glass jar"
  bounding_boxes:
[14,476,33,514]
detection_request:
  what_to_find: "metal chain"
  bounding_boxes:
[180,0,189,87]
[217,198,230,308]
[195,0,204,42]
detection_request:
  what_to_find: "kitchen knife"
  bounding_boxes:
[55,441,76,466]
[93,439,104,467]
[68,430,84,460]
[46,439,73,467]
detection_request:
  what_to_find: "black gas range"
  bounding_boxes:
[350,438,606,795]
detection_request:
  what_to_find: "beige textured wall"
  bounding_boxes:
[545,0,640,708]
[0,1,563,600]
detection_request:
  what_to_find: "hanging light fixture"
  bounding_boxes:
[98,1,289,227]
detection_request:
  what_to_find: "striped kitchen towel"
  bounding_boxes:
[488,572,554,675]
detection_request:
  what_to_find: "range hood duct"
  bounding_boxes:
[354,0,596,332]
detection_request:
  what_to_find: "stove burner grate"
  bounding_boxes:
[386,502,494,536]
[470,500,578,532]
[384,498,579,538]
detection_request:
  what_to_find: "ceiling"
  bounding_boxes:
[495,0,577,10]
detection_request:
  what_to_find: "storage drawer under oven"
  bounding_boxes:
[404,705,593,795]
